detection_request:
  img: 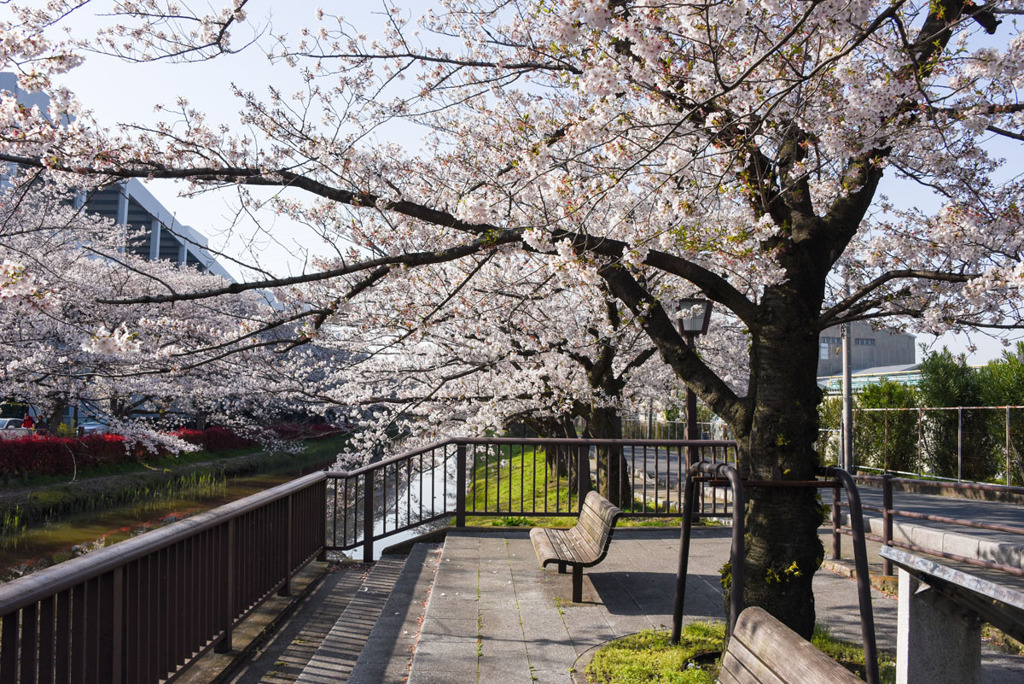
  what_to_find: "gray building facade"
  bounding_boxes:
[79,179,234,281]
[817,321,916,376]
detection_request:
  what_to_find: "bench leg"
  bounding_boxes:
[572,565,583,603]
[558,562,567,574]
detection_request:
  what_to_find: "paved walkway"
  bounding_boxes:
[399,527,1024,684]
[856,484,1024,545]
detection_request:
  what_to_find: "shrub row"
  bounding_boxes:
[0,433,144,477]
[176,427,254,452]
[0,428,248,478]
[0,424,343,478]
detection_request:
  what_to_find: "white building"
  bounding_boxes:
[80,179,234,281]
[1,73,233,281]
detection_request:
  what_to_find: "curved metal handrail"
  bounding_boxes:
[821,465,879,684]
[671,462,879,684]
[672,460,745,641]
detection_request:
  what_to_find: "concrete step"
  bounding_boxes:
[220,561,371,684]
[296,555,409,683]
[348,544,441,683]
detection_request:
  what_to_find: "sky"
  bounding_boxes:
[13,0,1024,366]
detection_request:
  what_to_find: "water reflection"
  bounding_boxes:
[0,471,313,580]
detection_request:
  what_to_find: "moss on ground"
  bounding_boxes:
[585,624,724,684]
[585,623,897,684]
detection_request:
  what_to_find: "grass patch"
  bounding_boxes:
[812,624,897,682]
[467,445,578,525]
[585,623,897,684]
[586,623,725,684]
[466,445,708,528]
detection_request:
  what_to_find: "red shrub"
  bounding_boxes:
[175,427,254,453]
[0,433,136,477]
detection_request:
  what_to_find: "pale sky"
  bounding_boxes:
[23,0,1024,365]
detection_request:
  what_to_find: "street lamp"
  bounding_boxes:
[677,298,713,469]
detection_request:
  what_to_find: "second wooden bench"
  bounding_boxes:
[720,606,863,683]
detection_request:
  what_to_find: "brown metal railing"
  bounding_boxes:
[0,472,326,684]
[833,473,1024,577]
[0,437,738,681]
[325,437,739,561]
[673,463,879,684]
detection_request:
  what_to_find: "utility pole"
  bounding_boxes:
[841,323,854,473]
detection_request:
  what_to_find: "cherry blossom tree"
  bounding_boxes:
[3,0,1024,634]
[0,171,295,444]
[292,248,682,504]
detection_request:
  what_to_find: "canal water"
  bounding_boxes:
[0,466,331,581]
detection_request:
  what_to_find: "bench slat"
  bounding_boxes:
[722,607,863,684]
[720,639,786,684]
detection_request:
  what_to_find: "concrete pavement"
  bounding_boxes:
[395,528,1024,684]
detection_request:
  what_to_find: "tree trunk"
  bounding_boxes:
[525,415,578,480]
[585,405,630,508]
[734,300,825,639]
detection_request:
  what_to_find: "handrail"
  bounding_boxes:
[332,437,738,478]
[835,474,1024,578]
[672,463,879,684]
[821,465,879,684]
[0,470,326,615]
[325,437,740,561]
[0,471,327,683]
[672,460,745,640]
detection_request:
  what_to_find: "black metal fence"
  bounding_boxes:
[0,437,738,682]
[324,437,738,561]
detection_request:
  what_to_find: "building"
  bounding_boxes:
[80,179,234,281]
[817,321,915,377]
[817,322,918,395]
[1,73,233,281]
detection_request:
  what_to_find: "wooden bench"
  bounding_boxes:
[530,490,622,602]
[719,607,862,684]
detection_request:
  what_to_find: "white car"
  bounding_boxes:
[78,421,109,435]
[0,418,24,429]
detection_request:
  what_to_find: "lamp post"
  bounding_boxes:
[677,298,713,471]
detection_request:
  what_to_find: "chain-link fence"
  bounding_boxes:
[827,406,1024,484]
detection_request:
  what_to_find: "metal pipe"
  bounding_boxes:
[832,485,841,560]
[958,407,963,482]
[842,323,854,472]
[670,464,699,644]
[882,474,893,576]
[672,461,745,643]
[822,466,879,684]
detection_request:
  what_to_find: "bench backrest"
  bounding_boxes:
[719,607,863,684]
[575,491,622,556]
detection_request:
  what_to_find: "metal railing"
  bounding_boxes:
[0,436,737,682]
[0,472,326,684]
[325,437,739,561]
[673,462,879,684]
[832,473,1024,577]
